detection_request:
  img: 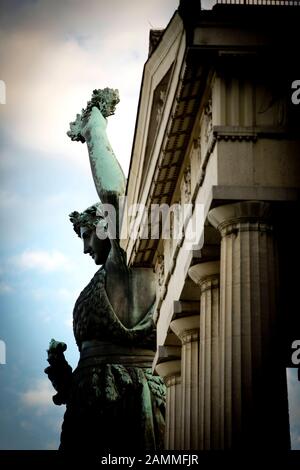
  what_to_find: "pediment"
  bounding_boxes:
[125,13,185,212]
[139,63,174,201]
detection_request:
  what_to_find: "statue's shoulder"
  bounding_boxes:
[74,267,105,306]
[88,266,105,289]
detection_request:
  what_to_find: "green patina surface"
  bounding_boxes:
[44,88,165,453]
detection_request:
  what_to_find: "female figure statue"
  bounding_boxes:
[45,89,165,453]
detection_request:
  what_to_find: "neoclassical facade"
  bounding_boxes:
[121,0,300,450]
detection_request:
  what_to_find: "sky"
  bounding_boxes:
[0,0,299,451]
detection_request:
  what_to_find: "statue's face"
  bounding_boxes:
[80,226,110,265]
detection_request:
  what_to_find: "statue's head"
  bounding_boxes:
[69,203,111,265]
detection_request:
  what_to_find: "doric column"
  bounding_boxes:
[170,315,200,450]
[155,359,182,450]
[188,261,220,450]
[208,201,290,450]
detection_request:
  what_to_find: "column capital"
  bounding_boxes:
[208,201,272,236]
[170,315,200,344]
[188,260,220,286]
[155,359,181,383]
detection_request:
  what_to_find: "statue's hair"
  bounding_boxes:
[69,202,128,267]
[69,203,104,238]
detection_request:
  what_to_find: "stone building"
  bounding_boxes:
[121,0,300,450]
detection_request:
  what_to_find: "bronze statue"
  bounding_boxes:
[45,89,165,453]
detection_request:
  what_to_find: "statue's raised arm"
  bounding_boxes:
[67,88,126,212]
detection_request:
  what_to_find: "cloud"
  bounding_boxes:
[0,190,22,209]
[19,420,34,431]
[15,249,73,272]
[0,0,179,173]
[45,441,58,450]
[0,0,180,452]
[20,379,54,413]
[56,288,76,301]
[31,287,77,308]
[0,281,14,294]
[64,316,73,329]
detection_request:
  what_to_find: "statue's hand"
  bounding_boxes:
[66,88,119,144]
[85,88,119,118]
[44,339,73,405]
[67,113,86,143]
